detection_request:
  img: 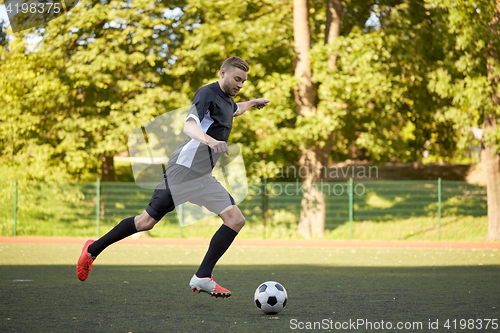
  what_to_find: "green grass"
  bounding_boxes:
[123,214,491,241]
[1,215,491,242]
[0,243,499,332]
[324,216,489,241]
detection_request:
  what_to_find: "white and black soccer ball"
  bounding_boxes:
[254,281,288,314]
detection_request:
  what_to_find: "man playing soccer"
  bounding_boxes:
[76,56,269,298]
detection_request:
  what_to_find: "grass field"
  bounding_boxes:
[1,215,490,243]
[1,241,499,332]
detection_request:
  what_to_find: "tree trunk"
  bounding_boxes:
[298,0,343,238]
[293,0,315,113]
[322,0,342,168]
[484,0,500,241]
[100,153,115,181]
[293,0,324,238]
[297,147,326,238]
[482,116,500,241]
[325,0,342,68]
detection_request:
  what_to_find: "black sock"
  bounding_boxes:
[88,216,137,258]
[196,224,238,278]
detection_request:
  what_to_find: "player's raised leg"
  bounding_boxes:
[76,210,158,281]
[189,205,245,297]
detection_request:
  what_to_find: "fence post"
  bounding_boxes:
[262,179,268,239]
[96,178,100,238]
[438,177,441,240]
[13,179,18,237]
[349,178,353,240]
[178,205,183,238]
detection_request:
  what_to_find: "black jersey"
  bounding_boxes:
[165,82,238,182]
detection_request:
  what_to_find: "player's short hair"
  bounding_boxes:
[220,56,249,73]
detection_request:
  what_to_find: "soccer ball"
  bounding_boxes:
[254,281,288,314]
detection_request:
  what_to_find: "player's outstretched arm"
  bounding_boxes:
[235,98,270,117]
[183,119,229,155]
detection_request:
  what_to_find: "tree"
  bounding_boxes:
[0,0,190,181]
[293,0,345,238]
[2,0,493,239]
[293,0,325,238]
[1,0,300,185]
[484,0,500,241]
[294,0,473,237]
[427,0,500,240]
[293,0,396,238]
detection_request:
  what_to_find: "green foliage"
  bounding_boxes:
[1,0,497,183]
[0,0,190,181]
[310,1,464,163]
[169,0,299,177]
[427,0,500,153]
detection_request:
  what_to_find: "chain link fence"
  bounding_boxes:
[0,179,487,239]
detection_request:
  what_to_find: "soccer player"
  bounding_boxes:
[76,56,270,298]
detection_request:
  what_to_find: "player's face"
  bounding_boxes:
[220,68,247,97]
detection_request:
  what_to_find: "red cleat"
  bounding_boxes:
[76,239,95,281]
